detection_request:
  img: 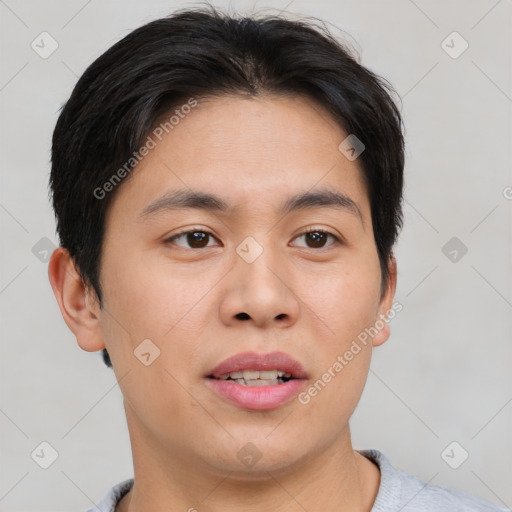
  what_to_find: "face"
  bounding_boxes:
[60,94,396,478]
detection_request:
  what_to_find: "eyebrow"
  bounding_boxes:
[139,187,364,225]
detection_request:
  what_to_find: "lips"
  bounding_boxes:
[207,351,308,380]
[205,351,309,411]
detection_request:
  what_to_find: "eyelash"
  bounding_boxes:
[164,227,341,250]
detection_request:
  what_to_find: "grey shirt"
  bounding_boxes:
[84,449,508,511]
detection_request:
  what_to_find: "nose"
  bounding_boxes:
[218,238,300,329]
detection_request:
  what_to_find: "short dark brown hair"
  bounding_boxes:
[49,5,405,368]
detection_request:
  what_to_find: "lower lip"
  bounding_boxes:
[205,378,307,411]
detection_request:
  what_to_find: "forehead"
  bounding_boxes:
[108,93,371,224]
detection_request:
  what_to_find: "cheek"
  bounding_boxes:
[120,361,203,447]
[103,252,210,336]
[299,257,381,345]
[293,256,379,412]
[99,251,224,384]
[298,285,375,430]
[99,256,208,425]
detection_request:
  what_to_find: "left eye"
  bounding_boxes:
[165,229,339,250]
[291,229,339,249]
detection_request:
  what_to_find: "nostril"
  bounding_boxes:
[235,312,250,320]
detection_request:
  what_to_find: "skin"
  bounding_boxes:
[49,93,397,512]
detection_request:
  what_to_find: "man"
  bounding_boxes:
[47,6,506,511]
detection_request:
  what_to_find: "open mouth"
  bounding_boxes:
[205,360,307,410]
[208,370,296,387]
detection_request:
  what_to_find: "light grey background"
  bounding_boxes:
[1,0,511,510]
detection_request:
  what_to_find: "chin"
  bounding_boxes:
[201,437,315,480]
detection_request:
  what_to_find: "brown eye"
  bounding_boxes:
[166,230,219,249]
[292,229,339,249]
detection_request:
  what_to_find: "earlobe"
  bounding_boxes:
[48,247,106,352]
[372,254,397,348]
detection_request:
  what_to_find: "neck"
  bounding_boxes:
[117,406,380,512]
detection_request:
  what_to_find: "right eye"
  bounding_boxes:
[164,229,221,249]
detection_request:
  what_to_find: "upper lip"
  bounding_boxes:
[207,351,308,379]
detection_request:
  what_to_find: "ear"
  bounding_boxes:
[372,254,398,348]
[48,247,106,352]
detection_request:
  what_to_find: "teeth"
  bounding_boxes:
[259,370,278,379]
[217,370,292,380]
[234,378,279,387]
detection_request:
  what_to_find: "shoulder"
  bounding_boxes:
[83,478,134,512]
[395,468,507,511]
[358,449,508,512]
